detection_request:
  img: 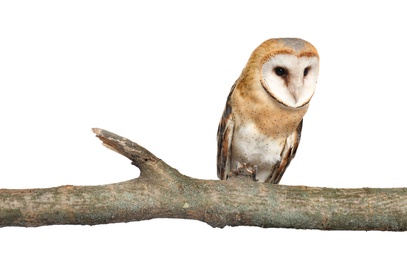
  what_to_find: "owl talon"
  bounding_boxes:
[251,165,258,181]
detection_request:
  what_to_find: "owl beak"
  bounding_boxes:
[290,88,300,103]
[288,79,303,103]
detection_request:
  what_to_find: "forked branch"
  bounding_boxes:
[0,128,406,230]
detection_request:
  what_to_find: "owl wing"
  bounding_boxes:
[266,120,303,184]
[217,84,236,180]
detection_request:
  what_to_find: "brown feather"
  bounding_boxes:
[216,83,236,180]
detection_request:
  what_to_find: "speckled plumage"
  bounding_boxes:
[217,38,319,183]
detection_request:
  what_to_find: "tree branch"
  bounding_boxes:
[1,128,406,230]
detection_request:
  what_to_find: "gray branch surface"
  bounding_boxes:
[1,128,407,230]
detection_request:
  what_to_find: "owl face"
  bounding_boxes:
[261,54,319,108]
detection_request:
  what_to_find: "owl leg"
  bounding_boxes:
[228,162,258,181]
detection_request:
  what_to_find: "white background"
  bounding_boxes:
[1,1,406,258]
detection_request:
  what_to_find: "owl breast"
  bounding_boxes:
[231,122,286,182]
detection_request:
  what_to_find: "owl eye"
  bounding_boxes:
[274,67,286,77]
[304,67,310,77]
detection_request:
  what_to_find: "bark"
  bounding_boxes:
[1,128,407,230]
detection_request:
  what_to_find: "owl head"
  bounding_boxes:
[243,38,319,108]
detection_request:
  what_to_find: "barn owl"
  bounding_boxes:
[217,38,319,183]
